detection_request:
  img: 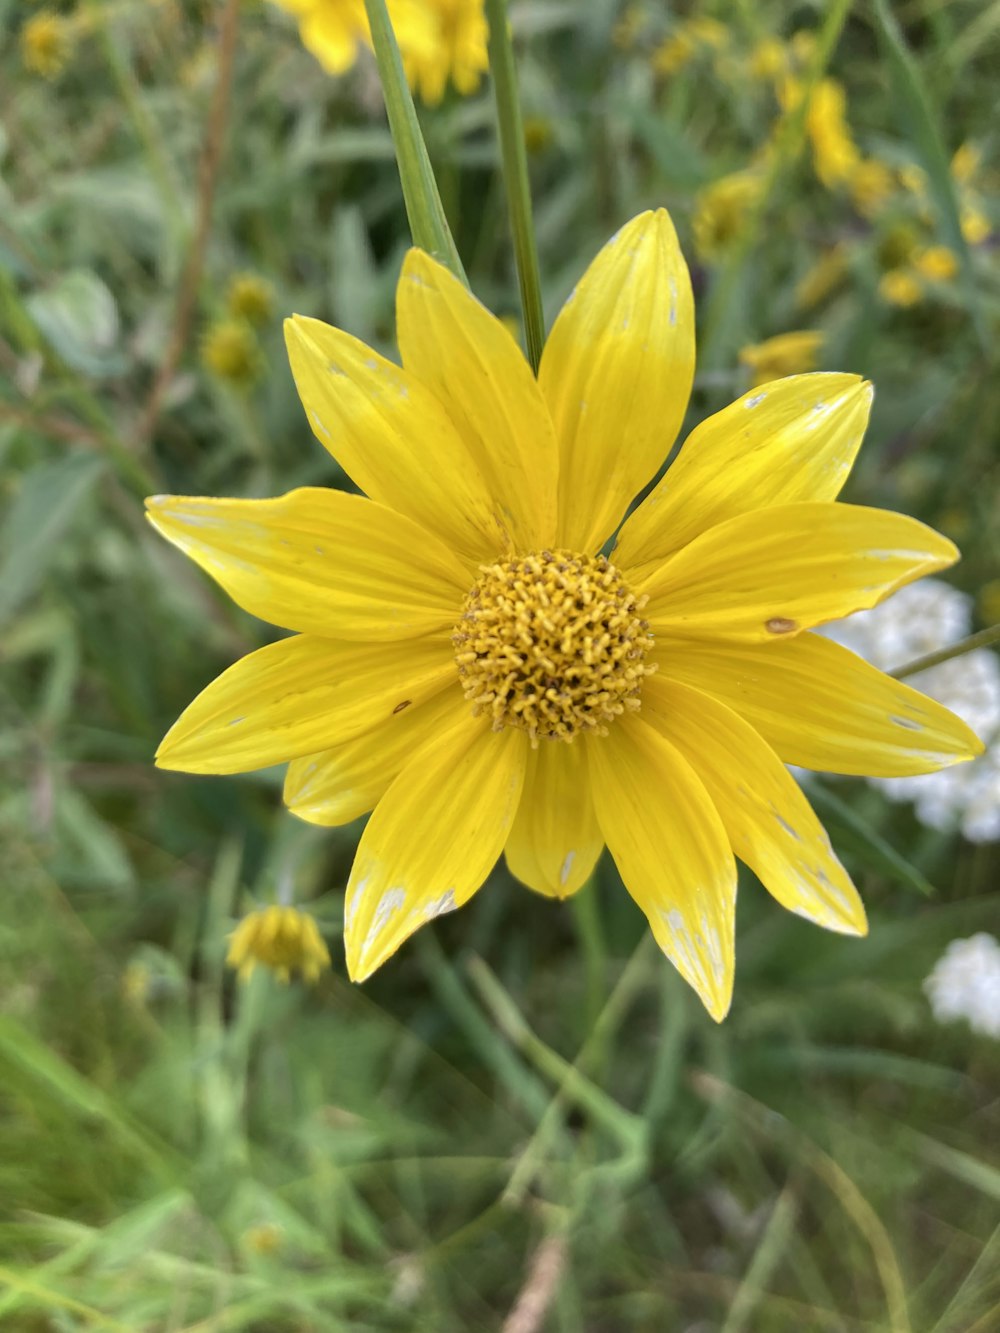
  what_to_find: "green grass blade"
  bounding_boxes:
[362,0,466,282]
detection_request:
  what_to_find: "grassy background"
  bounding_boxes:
[2,0,999,1328]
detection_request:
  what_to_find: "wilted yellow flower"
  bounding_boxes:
[227,905,331,983]
[148,210,979,1020]
[201,320,263,385]
[227,274,275,327]
[739,331,824,387]
[795,245,848,310]
[21,12,72,77]
[806,79,861,189]
[402,0,489,105]
[879,268,922,307]
[692,171,762,260]
[914,246,958,283]
[849,158,896,218]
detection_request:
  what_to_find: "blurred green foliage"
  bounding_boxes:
[1,0,999,1327]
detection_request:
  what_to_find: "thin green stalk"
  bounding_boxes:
[891,623,1000,679]
[484,0,546,371]
[362,0,466,282]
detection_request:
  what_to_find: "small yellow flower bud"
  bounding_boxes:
[226,274,275,327]
[201,320,263,386]
[227,905,331,984]
[738,331,824,387]
[21,13,72,78]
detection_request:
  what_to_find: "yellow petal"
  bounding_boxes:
[396,250,559,551]
[642,676,867,935]
[345,713,527,981]
[538,209,695,553]
[146,489,472,640]
[587,718,736,1021]
[285,315,505,566]
[614,374,873,577]
[641,502,958,643]
[156,634,456,775]
[658,632,983,776]
[504,740,603,898]
[285,686,461,826]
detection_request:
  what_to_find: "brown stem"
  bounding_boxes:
[137,0,241,445]
[501,1233,569,1333]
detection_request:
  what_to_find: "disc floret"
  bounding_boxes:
[453,549,656,744]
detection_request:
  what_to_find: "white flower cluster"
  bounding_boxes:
[924,934,1000,1038]
[824,579,1000,840]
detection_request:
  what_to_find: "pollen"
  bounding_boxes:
[453,550,656,745]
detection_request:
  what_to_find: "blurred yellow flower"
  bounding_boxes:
[739,331,824,387]
[951,142,981,186]
[653,16,728,75]
[914,246,958,283]
[201,320,263,385]
[21,12,72,77]
[404,0,488,106]
[227,274,275,327]
[879,268,923,307]
[692,171,762,261]
[271,0,486,104]
[242,1223,284,1255]
[523,116,553,155]
[806,79,861,189]
[148,210,979,1019]
[652,31,695,75]
[961,206,990,246]
[795,245,848,310]
[749,37,786,83]
[227,905,331,983]
[849,158,896,219]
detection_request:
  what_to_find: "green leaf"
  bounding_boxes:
[0,454,104,625]
[26,270,124,377]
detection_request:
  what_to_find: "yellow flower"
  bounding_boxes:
[951,142,981,186]
[913,246,958,283]
[21,12,72,77]
[849,158,896,219]
[652,31,695,75]
[878,268,923,307]
[402,0,488,105]
[960,206,990,246]
[271,0,485,104]
[201,320,263,385]
[242,1223,284,1254]
[794,245,847,310]
[806,79,861,190]
[692,171,762,261]
[148,211,980,1020]
[739,331,824,387]
[749,37,787,82]
[226,905,331,983]
[227,273,275,327]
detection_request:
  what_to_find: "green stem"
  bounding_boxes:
[484,0,546,372]
[362,0,466,282]
[891,622,1000,679]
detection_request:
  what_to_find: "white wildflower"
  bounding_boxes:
[824,580,1000,840]
[924,934,1000,1038]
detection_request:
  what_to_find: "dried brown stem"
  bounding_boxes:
[501,1233,569,1333]
[137,0,241,444]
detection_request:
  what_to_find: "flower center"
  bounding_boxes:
[453,549,656,744]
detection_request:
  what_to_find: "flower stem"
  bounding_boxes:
[891,622,1000,680]
[362,0,466,283]
[484,0,546,373]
